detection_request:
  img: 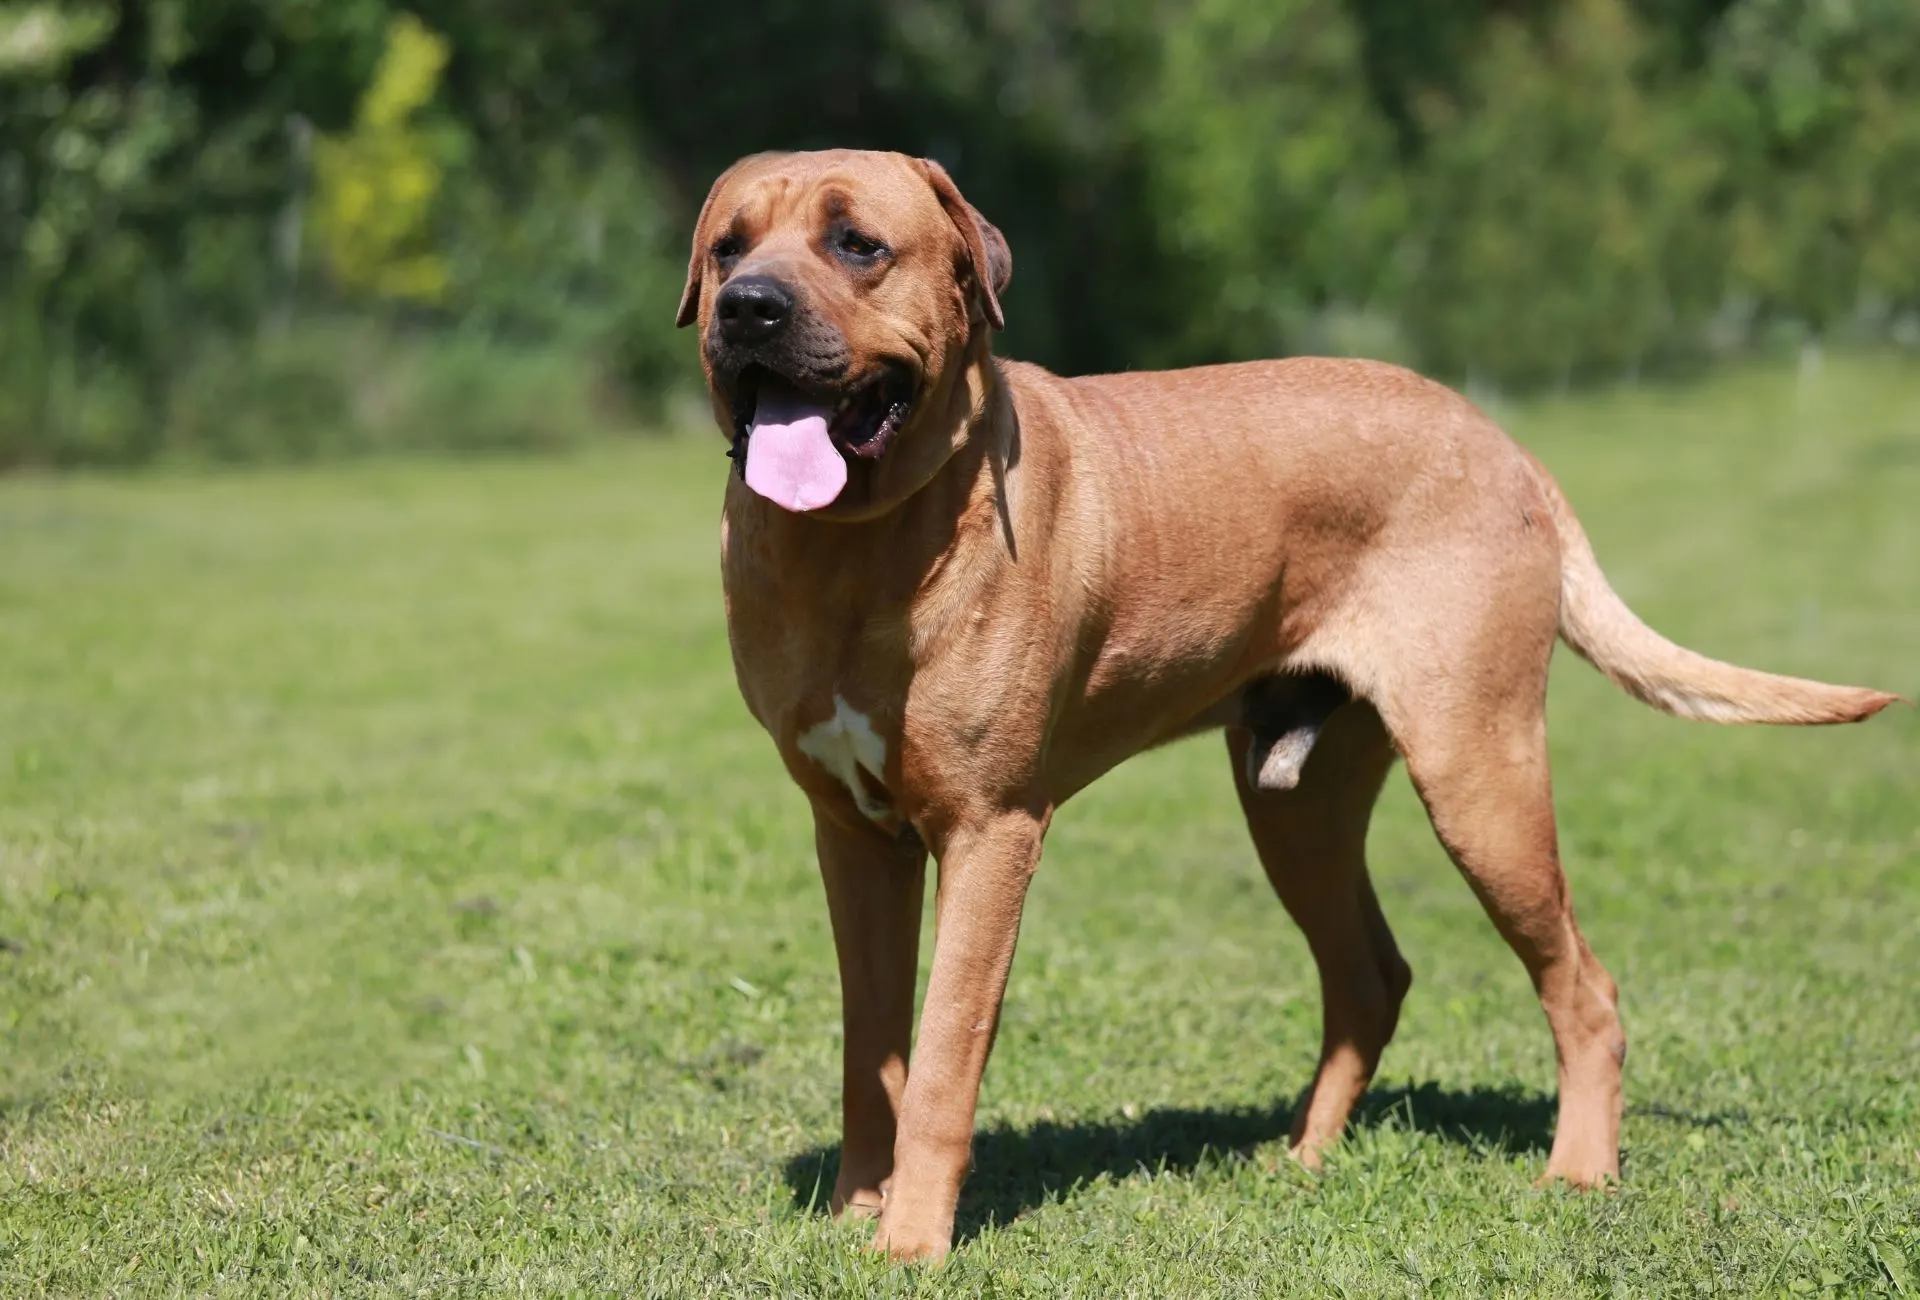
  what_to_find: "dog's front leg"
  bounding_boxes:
[815,807,928,1220]
[873,807,1047,1262]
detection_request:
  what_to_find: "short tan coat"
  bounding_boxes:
[677,149,1895,1261]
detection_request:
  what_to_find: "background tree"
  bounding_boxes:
[1402,0,1724,388]
[2,0,1917,465]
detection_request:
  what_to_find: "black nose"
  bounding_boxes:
[715,275,794,344]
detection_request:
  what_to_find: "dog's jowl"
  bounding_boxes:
[675,149,1898,1262]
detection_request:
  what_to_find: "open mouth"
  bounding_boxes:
[728,363,917,512]
[733,363,915,460]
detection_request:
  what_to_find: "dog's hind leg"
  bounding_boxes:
[1227,700,1408,1166]
[1399,702,1625,1186]
[1379,625,1627,1186]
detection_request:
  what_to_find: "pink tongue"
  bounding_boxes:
[743,381,847,512]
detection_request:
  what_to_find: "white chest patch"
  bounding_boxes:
[797,694,891,821]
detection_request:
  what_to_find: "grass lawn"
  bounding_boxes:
[2,359,1917,1296]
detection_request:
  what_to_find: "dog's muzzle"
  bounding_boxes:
[719,361,917,514]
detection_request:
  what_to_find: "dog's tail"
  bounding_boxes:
[1537,466,1898,725]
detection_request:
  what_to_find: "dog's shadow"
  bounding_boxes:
[782,1082,1559,1241]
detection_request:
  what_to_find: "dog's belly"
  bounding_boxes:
[1038,626,1292,800]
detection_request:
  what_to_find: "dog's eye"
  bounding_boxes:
[837,229,887,260]
[712,234,745,265]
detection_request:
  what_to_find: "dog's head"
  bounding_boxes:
[676,149,1010,518]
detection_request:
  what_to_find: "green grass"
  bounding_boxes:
[2,359,1917,1296]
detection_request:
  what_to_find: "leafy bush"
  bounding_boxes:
[159,323,634,465]
[312,13,457,306]
[1402,0,1725,388]
[4,0,1920,469]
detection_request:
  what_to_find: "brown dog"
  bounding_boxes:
[675,149,1897,1261]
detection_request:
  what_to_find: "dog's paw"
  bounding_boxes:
[1536,1167,1621,1192]
[1537,1155,1621,1191]
[831,1188,885,1221]
[870,1206,954,1263]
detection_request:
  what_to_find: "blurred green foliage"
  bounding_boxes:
[311,12,453,306]
[2,0,1917,466]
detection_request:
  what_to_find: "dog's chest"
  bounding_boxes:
[722,507,1004,828]
[727,589,910,823]
[795,693,893,822]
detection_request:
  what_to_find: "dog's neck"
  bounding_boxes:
[720,348,1021,645]
[839,334,1007,528]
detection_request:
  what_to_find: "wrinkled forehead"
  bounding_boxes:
[712,151,940,236]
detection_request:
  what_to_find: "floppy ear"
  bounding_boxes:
[675,154,779,329]
[920,159,1012,331]
[674,180,720,330]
